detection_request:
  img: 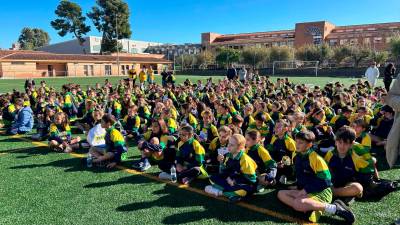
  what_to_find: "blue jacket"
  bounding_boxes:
[12,106,34,132]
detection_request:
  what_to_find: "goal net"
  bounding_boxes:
[272,60,320,76]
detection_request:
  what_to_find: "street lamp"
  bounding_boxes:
[115,13,120,76]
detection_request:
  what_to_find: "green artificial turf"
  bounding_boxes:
[0,75,385,92]
[0,76,398,225]
[0,130,398,225]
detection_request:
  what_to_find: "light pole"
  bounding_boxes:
[115,13,120,76]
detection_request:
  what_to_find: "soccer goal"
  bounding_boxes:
[272,60,320,76]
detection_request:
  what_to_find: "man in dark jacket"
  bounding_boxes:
[227,65,237,80]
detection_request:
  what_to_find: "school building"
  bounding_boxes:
[202,21,400,51]
[0,50,172,79]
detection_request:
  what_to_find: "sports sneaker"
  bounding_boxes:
[158,172,172,180]
[181,177,193,185]
[204,185,223,197]
[333,199,355,224]
[133,161,151,172]
[256,184,265,193]
[279,175,287,185]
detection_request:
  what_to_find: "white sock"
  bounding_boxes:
[324,204,337,215]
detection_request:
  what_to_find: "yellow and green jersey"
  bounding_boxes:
[294,149,332,194]
[324,147,374,187]
[267,134,296,162]
[221,150,257,184]
[49,123,71,143]
[176,138,205,167]
[245,144,276,174]
[122,115,141,132]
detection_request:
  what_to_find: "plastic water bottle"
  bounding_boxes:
[170,165,177,183]
[87,153,93,168]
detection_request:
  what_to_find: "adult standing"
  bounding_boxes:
[384,63,396,92]
[161,68,169,87]
[227,65,237,80]
[239,66,247,83]
[364,61,380,87]
[385,74,400,168]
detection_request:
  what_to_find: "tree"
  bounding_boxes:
[196,50,215,69]
[269,46,293,62]
[389,34,400,63]
[87,0,132,54]
[370,51,389,65]
[51,0,91,46]
[332,45,352,65]
[240,46,269,69]
[348,45,372,67]
[215,47,241,67]
[18,27,50,50]
[296,44,332,63]
[296,45,320,61]
[179,54,197,69]
[319,44,333,63]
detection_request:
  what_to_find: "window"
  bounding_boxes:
[105,65,112,76]
[89,65,94,76]
[349,39,358,45]
[374,37,382,43]
[84,65,89,76]
[11,62,25,65]
[121,65,129,75]
[84,65,94,76]
[329,39,338,46]
[386,37,392,43]
[364,38,370,44]
[339,39,348,45]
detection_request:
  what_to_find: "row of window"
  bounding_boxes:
[224,40,295,49]
[328,36,392,46]
[83,64,118,76]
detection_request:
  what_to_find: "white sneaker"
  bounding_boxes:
[205,185,223,197]
[279,175,287,185]
[158,172,172,180]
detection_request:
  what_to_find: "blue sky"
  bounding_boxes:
[1,0,400,49]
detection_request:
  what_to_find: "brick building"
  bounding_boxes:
[202,21,400,51]
[0,50,172,78]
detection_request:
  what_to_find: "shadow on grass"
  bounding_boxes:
[8,156,121,174]
[116,184,287,224]
[0,145,51,155]
[83,173,161,189]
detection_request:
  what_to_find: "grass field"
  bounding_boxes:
[0,75,385,92]
[0,76,398,225]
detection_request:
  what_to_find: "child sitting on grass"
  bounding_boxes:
[48,112,81,153]
[267,119,296,184]
[278,130,355,223]
[175,125,208,184]
[90,114,127,168]
[205,134,258,202]
[245,130,277,191]
[352,119,379,179]
[324,126,374,202]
